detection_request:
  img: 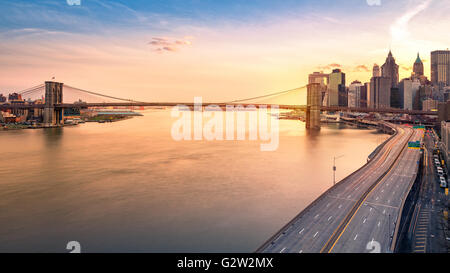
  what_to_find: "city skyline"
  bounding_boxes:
[1,0,450,102]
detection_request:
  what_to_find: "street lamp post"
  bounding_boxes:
[333,155,345,186]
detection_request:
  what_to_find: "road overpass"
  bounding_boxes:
[257,123,423,253]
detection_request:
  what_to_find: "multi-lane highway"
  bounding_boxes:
[258,123,422,253]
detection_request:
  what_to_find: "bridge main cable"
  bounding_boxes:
[224,85,307,104]
[64,85,144,103]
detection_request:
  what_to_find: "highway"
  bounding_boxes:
[258,123,422,253]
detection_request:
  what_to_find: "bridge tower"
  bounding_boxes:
[43,81,64,127]
[306,83,321,130]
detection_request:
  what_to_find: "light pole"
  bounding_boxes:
[333,155,345,186]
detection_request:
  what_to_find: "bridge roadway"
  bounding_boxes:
[0,102,436,115]
[258,123,422,253]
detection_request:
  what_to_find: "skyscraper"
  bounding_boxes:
[370,77,391,109]
[413,53,424,76]
[308,71,329,106]
[373,64,381,77]
[381,50,399,88]
[431,50,450,88]
[348,81,363,108]
[361,83,369,108]
[328,69,346,107]
[399,78,421,110]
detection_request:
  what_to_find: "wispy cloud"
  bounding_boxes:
[148,37,192,53]
[354,65,370,72]
[316,63,342,70]
[390,0,432,41]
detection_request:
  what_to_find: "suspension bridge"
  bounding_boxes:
[0,81,437,128]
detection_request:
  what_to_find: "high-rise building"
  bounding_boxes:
[328,69,345,106]
[361,82,369,108]
[413,53,424,76]
[431,50,450,88]
[308,72,329,85]
[422,98,438,111]
[390,88,401,109]
[399,78,421,110]
[373,64,381,77]
[308,72,329,106]
[370,77,391,108]
[381,50,399,88]
[348,81,363,108]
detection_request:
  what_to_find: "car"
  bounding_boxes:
[439,176,447,188]
[435,160,441,166]
[437,169,444,176]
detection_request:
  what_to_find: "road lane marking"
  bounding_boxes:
[328,216,333,221]
[298,228,304,235]
[298,250,303,253]
[313,232,319,238]
[280,247,286,253]
[378,221,381,227]
[363,218,367,224]
[354,234,358,240]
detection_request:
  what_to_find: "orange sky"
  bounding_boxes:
[0,0,449,103]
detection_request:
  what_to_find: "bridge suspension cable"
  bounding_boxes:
[18,84,45,96]
[64,85,143,103]
[224,85,307,104]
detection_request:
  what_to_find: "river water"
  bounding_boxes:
[0,109,387,252]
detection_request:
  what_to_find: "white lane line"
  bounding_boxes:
[298,250,303,253]
[313,232,319,238]
[314,214,319,219]
[376,197,379,201]
[299,228,304,235]
[326,203,330,208]
[328,216,333,221]
[280,247,286,253]
[338,204,342,209]
[383,209,386,214]
[378,221,381,227]
[354,234,358,240]
[347,195,352,199]
[363,218,367,224]
[370,208,373,212]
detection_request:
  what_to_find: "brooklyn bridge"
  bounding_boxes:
[0,81,437,128]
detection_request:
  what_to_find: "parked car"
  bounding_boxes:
[439,176,447,188]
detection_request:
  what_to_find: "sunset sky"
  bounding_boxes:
[1,0,449,102]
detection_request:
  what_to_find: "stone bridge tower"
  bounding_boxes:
[306,83,321,130]
[43,81,64,127]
